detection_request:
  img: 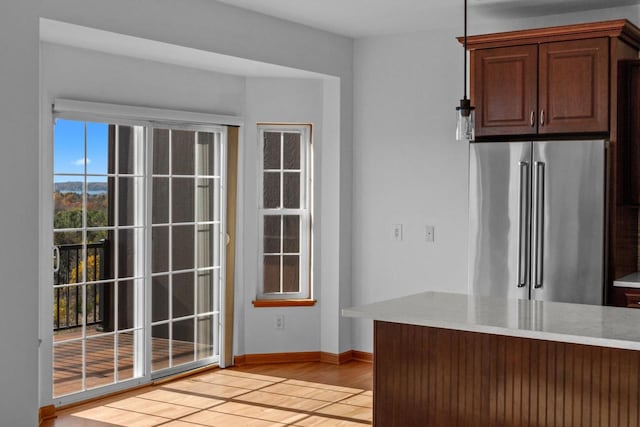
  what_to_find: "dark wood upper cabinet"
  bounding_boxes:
[471,38,608,137]
[473,44,537,137]
[464,20,640,139]
[539,38,609,134]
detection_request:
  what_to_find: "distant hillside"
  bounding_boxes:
[55,181,107,193]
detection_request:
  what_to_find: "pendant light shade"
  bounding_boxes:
[456,98,475,141]
[456,0,475,141]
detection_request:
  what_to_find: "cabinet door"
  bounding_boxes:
[472,44,538,137]
[611,286,640,308]
[539,38,609,134]
[619,60,640,204]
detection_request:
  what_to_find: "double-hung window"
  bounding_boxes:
[257,125,312,303]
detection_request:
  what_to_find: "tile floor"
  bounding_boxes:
[46,364,372,426]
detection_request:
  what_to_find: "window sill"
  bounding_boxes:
[252,299,317,308]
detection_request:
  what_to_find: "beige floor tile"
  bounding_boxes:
[261,383,353,402]
[163,379,250,399]
[50,362,372,427]
[294,415,371,426]
[106,396,198,419]
[284,379,364,394]
[161,421,210,427]
[137,388,225,409]
[338,393,372,408]
[182,409,287,426]
[235,390,327,412]
[216,370,286,383]
[315,403,373,422]
[194,371,277,390]
[71,406,169,427]
[210,401,307,424]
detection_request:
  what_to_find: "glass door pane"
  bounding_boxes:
[150,128,223,375]
[53,119,145,400]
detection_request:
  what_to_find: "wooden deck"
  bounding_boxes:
[54,327,208,397]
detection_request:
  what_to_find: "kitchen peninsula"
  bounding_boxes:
[343,292,640,427]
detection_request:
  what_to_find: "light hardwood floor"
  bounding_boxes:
[43,361,373,426]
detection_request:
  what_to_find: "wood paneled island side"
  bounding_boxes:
[343,292,640,426]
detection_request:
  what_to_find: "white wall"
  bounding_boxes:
[39,0,355,363]
[41,43,246,115]
[352,29,470,351]
[240,77,325,355]
[41,0,353,79]
[40,39,344,401]
[350,5,640,352]
[38,1,354,366]
[0,0,354,421]
[0,2,40,425]
[471,4,640,34]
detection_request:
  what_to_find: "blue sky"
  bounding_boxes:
[54,119,108,183]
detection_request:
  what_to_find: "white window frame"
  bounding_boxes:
[257,124,312,300]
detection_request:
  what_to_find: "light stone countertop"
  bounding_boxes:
[613,272,640,289]
[342,291,640,351]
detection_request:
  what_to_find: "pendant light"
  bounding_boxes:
[456,0,475,141]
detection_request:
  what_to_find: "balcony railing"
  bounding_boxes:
[53,241,108,331]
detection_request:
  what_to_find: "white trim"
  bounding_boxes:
[143,128,154,381]
[132,126,147,381]
[53,98,244,127]
[218,129,228,368]
[39,90,56,407]
[232,127,245,360]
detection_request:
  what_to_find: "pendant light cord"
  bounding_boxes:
[464,0,468,100]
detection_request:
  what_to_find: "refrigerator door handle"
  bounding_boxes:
[534,161,545,289]
[517,161,530,288]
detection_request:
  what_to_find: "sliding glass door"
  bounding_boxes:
[51,118,225,403]
[52,120,145,398]
[149,127,224,375]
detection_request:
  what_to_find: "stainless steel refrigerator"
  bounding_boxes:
[468,140,605,305]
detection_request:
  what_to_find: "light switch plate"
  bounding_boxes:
[391,224,403,241]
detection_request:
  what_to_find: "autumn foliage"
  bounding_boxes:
[54,191,108,243]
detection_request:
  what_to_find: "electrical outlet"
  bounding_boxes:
[275,315,284,329]
[391,224,403,241]
[425,225,435,242]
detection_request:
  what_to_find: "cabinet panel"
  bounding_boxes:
[539,38,609,134]
[624,291,640,308]
[619,60,640,205]
[611,286,640,308]
[375,321,640,426]
[473,44,538,137]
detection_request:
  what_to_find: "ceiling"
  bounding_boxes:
[214,0,640,38]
